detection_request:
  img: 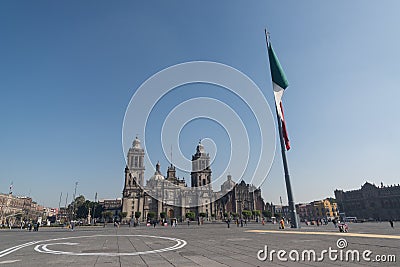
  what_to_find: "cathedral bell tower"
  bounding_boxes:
[126,136,145,186]
[122,136,145,220]
[191,141,212,187]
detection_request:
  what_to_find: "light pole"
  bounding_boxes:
[58,192,62,223]
[92,192,97,225]
[71,182,78,222]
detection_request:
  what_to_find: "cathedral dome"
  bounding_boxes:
[221,174,235,193]
[132,137,141,149]
[151,173,165,181]
[150,161,164,181]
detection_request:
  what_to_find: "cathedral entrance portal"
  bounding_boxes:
[168,209,174,218]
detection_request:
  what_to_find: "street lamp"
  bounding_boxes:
[71,182,78,223]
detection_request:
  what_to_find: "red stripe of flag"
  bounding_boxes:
[280,102,291,151]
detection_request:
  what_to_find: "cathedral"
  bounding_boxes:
[121,137,265,222]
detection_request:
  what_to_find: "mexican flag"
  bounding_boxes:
[267,42,291,151]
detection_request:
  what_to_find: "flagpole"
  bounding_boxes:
[265,29,299,228]
[275,104,299,228]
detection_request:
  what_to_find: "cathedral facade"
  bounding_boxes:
[121,137,265,222]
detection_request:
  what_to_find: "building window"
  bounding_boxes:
[202,160,206,170]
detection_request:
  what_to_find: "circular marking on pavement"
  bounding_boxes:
[0,260,21,265]
[0,241,41,258]
[246,230,400,239]
[0,235,187,258]
[34,235,187,256]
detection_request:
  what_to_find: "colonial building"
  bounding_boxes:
[296,203,312,221]
[99,198,122,219]
[0,193,44,226]
[121,138,265,222]
[335,182,400,220]
[296,198,339,221]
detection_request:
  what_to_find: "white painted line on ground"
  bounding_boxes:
[0,259,21,264]
[246,229,400,239]
[226,238,251,241]
[0,241,40,258]
[0,235,187,258]
[34,235,187,256]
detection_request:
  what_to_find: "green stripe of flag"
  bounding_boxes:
[268,43,289,90]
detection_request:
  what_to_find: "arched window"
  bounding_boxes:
[134,157,138,167]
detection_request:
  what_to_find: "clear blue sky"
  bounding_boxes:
[1,1,400,207]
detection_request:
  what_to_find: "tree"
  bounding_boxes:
[160,212,167,219]
[262,210,272,218]
[134,211,141,220]
[93,203,104,219]
[67,196,106,222]
[76,200,91,219]
[119,212,128,220]
[73,195,86,214]
[242,210,252,220]
[74,195,86,207]
[102,211,113,222]
[198,212,207,218]
[185,211,195,221]
[253,210,261,218]
[147,211,156,220]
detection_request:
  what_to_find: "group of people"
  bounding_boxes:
[25,221,40,231]
[224,218,251,228]
[145,218,170,228]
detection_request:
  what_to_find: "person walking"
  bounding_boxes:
[389,220,394,228]
[279,218,285,229]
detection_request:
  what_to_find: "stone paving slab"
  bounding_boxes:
[0,222,399,266]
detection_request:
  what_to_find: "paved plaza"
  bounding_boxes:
[0,222,399,266]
